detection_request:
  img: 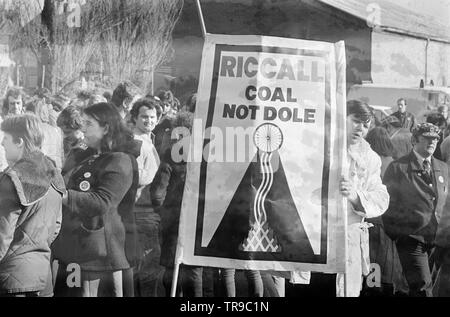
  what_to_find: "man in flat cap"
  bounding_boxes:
[382,123,449,296]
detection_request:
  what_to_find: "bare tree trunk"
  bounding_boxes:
[7,0,183,94]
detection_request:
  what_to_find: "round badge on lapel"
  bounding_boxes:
[79,181,91,192]
[84,172,92,179]
[439,176,445,184]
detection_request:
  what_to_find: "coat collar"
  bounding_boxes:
[408,151,442,172]
[5,151,65,206]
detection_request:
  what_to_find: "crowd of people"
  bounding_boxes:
[1,83,450,297]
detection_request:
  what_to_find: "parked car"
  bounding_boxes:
[348,84,450,123]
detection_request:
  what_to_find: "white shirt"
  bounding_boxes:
[413,150,432,168]
[133,133,160,189]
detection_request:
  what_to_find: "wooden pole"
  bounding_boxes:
[195,0,207,39]
[151,68,154,95]
[41,65,46,89]
[170,259,181,297]
[16,65,20,86]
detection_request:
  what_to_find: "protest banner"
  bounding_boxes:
[175,34,347,273]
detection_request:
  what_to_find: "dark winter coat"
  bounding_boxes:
[153,116,173,158]
[382,151,449,243]
[390,111,416,132]
[150,149,186,268]
[0,152,65,295]
[53,141,140,271]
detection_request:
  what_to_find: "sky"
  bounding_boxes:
[394,0,450,25]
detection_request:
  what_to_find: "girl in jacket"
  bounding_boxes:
[52,102,139,297]
[338,100,389,297]
[0,114,65,297]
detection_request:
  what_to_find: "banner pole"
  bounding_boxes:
[170,259,181,297]
[343,201,349,298]
[342,82,349,298]
[171,209,186,297]
[195,0,207,39]
[334,41,348,297]
[41,65,46,89]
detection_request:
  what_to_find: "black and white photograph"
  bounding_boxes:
[0,0,449,303]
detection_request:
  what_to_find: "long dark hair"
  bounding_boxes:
[347,100,373,122]
[83,102,134,153]
[366,126,395,157]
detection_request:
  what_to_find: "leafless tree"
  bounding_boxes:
[99,0,183,92]
[5,0,183,94]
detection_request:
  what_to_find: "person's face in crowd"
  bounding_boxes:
[121,97,134,114]
[414,135,438,158]
[397,100,407,114]
[8,95,23,115]
[81,114,107,151]
[1,132,24,166]
[439,107,449,120]
[135,106,158,134]
[163,102,172,114]
[61,126,84,146]
[347,114,370,145]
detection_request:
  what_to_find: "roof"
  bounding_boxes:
[319,0,450,43]
[350,83,450,95]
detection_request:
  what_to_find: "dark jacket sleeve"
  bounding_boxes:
[436,168,450,248]
[382,162,407,238]
[0,174,22,262]
[66,153,133,218]
[150,162,172,207]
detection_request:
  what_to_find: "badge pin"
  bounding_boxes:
[439,176,445,184]
[79,181,91,192]
[84,172,92,179]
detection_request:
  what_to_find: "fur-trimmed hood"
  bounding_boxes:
[4,151,66,206]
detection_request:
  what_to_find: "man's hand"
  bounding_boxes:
[340,177,358,204]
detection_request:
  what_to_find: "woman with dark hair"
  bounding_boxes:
[0,114,65,297]
[366,127,395,178]
[52,103,140,297]
[338,100,389,297]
